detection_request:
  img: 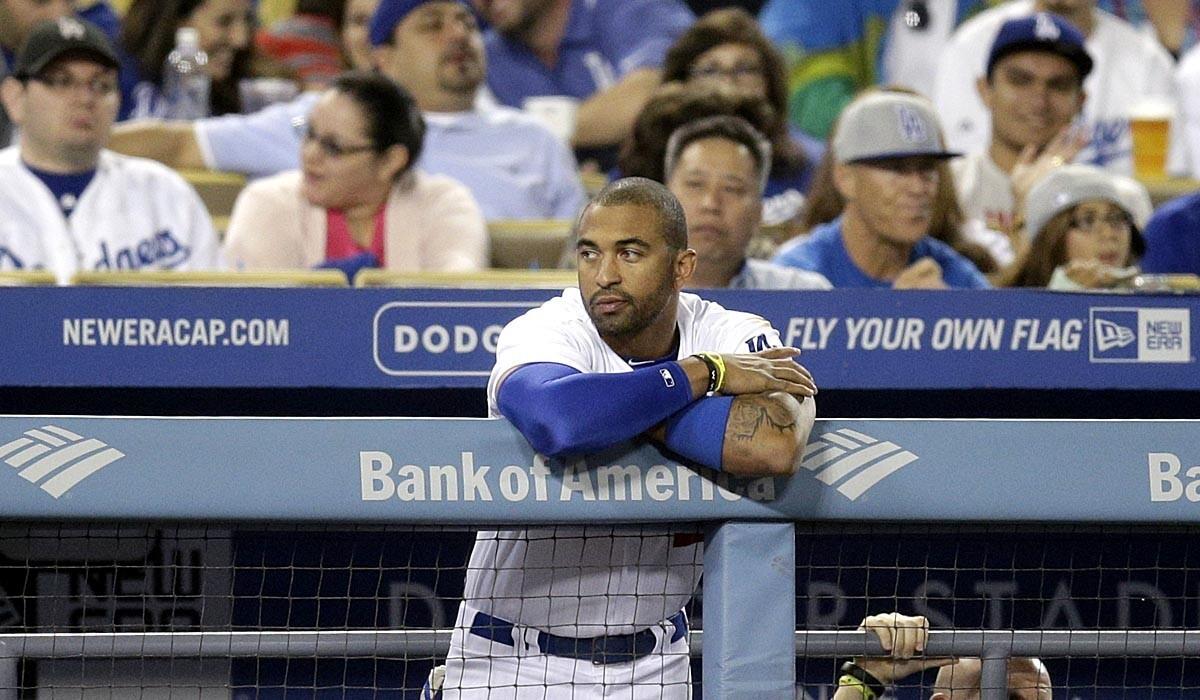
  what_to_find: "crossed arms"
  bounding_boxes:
[497,347,817,477]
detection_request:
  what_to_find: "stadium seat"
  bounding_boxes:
[0,270,57,286]
[1143,176,1200,207]
[488,219,573,269]
[179,169,248,233]
[354,268,577,288]
[69,270,349,286]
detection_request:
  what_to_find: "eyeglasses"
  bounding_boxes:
[300,125,376,158]
[1071,212,1132,234]
[30,73,119,97]
[689,63,764,83]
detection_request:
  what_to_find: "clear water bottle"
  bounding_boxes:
[161,27,210,119]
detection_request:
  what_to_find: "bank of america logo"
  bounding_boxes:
[0,425,124,498]
[800,428,917,500]
[1094,318,1135,352]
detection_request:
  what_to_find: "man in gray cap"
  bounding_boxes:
[0,17,219,282]
[772,91,989,289]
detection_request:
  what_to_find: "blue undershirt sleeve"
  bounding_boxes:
[497,362,695,457]
[662,396,733,471]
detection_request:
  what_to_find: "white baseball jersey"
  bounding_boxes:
[932,1,1180,175]
[468,287,781,636]
[1174,44,1200,178]
[0,147,221,283]
[950,151,1018,267]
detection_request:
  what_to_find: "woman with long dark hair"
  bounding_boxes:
[119,0,256,118]
[222,72,487,278]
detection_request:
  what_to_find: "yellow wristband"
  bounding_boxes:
[708,353,726,392]
[694,352,726,393]
[692,352,726,394]
[838,674,877,700]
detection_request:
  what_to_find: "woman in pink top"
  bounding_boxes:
[223,71,488,279]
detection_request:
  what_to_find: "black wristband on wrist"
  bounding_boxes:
[692,353,720,394]
[840,661,886,698]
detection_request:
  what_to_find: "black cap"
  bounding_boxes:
[12,17,119,79]
[986,12,1093,80]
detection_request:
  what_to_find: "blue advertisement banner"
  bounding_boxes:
[0,287,1193,390]
[2,416,1199,523]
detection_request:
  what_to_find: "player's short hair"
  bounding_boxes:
[583,177,689,251]
[663,115,772,194]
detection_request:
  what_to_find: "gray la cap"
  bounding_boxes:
[1023,164,1122,236]
[833,92,959,164]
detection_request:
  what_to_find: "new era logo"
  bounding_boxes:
[1090,307,1190,363]
[0,425,124,498]
[1094,318,1135,352]
[801,428,917,500]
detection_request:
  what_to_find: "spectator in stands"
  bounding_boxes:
[620,83,803,225]
[792,88,998,280]
[119,0,258,119]
[1002,164,1145,289]
[472,0,693,151]
[664,115,829,289]
[106,0,587,222]
[1172,42,1200,179]
[1140,190,1200,276]
[758,0,988,142]
[341,0,378,71]
[256,0,345,89]
[660,8,815,225]
[0,18,221,282]
[834,612,1052,699]
[223,72,485,278]
[782,90,996,285]
[1,0,98,146]
[951,13,1092,266]
[932,0,1179,175]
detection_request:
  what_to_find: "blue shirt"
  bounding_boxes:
[197,95,587,220]
[771,217,990,289]
[23,163,97,218]
[483,0,693,107]
[1140,191,1200,275]
[115,47,166,121]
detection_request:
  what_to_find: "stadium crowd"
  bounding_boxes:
[1,0,1199,286]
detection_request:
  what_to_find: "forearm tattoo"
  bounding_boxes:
[727,394,797,445]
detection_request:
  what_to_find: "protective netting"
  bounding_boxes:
[2,523,1198,697]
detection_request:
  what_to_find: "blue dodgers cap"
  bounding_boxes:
[369,0,470,46]
[986,12,1093,79]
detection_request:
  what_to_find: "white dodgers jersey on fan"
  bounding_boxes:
[0,147,221,283]
[468,287,781,636]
